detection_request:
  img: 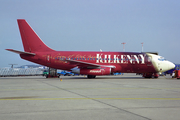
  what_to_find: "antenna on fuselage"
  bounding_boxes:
[121,42,126,52]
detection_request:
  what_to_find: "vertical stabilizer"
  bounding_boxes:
[17,19,54,52]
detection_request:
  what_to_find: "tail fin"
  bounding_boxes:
[17,19,54,53]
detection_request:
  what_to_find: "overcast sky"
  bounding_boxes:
[0,0,180,68]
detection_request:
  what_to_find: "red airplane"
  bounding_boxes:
[6,19,175,78]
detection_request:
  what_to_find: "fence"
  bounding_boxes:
[0,68,43,77]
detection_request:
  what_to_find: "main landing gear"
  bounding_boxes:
[143,73,159,78]
[87,75,96,79]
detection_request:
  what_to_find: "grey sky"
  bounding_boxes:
[0,0,180,68]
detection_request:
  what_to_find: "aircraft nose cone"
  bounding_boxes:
[168,62,175,70]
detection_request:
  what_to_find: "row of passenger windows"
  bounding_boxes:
[55,58,95,60]
[55,57,143,61]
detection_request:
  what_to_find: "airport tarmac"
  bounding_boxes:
[0,74,180,120]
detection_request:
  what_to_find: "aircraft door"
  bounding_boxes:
[147,56,152,66]
[46,54,51,64]
[157,60,162,72]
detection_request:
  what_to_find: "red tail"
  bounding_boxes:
[17,19,54,53]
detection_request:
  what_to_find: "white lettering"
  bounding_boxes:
[121,55,128,63]
[108,55,111,63]
[139,54,145,64]
[90,70,101,73]
[121,55,124,63]
[96,54,103,63]
[127,55,132,63]
[134,55,139,63]
[104,55,107,63]
[114,55,120,63]
[95,54,145,64]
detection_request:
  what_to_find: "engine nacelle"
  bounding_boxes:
[71,67,111,76]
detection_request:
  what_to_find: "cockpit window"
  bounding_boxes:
[158,57,166,61]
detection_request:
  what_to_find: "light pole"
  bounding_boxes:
[141,42,143,52]
[9,64,17,68]
[121,42,126,52]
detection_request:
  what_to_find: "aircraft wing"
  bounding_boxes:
[6,49,36,55]
[62,59,115,68]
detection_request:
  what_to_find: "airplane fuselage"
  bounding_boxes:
[6,19,175,78]
[20,51,156,73]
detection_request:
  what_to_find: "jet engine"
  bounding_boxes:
[71,67,112,76]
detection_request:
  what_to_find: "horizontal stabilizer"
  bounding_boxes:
[6,49,36,55]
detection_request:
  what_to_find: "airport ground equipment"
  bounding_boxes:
[58,71,75,76]
[174,70,180,79]
[46,68,59,78]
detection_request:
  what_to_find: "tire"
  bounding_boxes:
[87,75,96,79]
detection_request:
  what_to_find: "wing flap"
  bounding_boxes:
[6,49,36,55]
[62,59,115,68]
[62,59,100,68]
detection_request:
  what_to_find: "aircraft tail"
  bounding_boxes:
[17,19,54,53]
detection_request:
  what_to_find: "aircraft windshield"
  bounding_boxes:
[158,57,166,61]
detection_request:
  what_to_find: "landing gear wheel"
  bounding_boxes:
[87,75,96,79]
